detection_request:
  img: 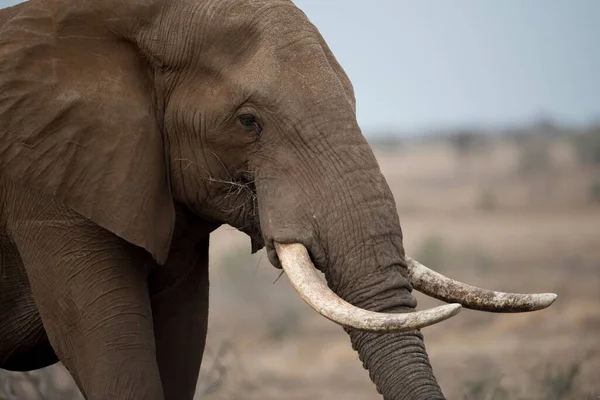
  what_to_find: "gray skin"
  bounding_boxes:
[0,0,443,399]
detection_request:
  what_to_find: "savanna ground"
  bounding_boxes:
[2,124,599,400]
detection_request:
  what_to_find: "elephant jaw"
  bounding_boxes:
[274,242,557,333]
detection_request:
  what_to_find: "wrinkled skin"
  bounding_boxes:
[0,1,443,399]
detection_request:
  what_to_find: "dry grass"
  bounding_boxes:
[1,132,599,399]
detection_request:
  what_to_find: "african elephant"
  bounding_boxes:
[0,0,556,399]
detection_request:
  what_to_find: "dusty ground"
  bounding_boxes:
[1,133,599,399]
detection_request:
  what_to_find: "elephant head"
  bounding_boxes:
[0,0,556,398]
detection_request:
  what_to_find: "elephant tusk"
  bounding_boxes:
[275,243,462,333]
[405,256,557,313]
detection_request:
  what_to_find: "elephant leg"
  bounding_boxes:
[150,236,210,400]
[5,188,164,400]
[0,232,58,371]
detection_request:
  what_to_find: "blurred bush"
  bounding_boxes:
[477,189,497,212]
[462,357,598,400]
[572,125,600,166]
[518,139,550,176]
[589,181,600,204]
[414,236,446,272]
[0,367,82,400]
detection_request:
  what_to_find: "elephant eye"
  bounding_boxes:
[238,114,262,135]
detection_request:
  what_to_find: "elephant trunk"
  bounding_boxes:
[256,119,447,398]
[318,186,445,399]
[319,156,446,399]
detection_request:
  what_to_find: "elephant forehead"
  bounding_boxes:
[163,0,358,110]
[176,0,321,61]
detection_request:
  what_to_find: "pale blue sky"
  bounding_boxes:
[2,0,599,135]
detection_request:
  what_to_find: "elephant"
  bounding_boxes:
[0,0,557,399]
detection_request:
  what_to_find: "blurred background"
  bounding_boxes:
[1,0,599,399]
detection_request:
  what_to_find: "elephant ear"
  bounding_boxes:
[0,4,175,264]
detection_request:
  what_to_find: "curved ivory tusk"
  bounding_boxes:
[405,256,557,313]
[275,243,461,333]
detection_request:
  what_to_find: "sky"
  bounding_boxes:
[2,0,599,135]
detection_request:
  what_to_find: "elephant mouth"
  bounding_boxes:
[219,169,264,250]
[272,242,558,333]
